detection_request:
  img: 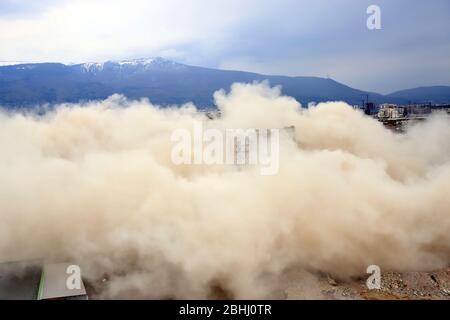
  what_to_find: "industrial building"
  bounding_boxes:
[0,261,88,300]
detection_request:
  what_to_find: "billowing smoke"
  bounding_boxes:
[0,82,449,299]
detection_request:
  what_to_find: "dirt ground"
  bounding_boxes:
[84,267,450,300]
[281,268,450,300]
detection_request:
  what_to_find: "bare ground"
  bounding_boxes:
[281,268,450,300]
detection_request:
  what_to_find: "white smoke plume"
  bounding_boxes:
[0,82,449,299]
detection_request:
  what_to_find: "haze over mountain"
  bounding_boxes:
[0,58,448,109]
[387,86,450,104]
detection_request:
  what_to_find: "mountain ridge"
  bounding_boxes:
[0,57,448,109]
[387,86,450,104]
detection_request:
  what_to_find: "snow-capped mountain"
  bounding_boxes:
[77,57,187,73]
[0,61,31,67]
[1,57,445,108]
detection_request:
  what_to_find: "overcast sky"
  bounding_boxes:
[0,0,449,93]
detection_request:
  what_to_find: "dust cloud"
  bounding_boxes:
[0,82,449,298]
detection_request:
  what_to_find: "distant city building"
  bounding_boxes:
[378,103,450,120]
[378,104,406,120]
[364,102,375,115]
[233,126,296,167]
